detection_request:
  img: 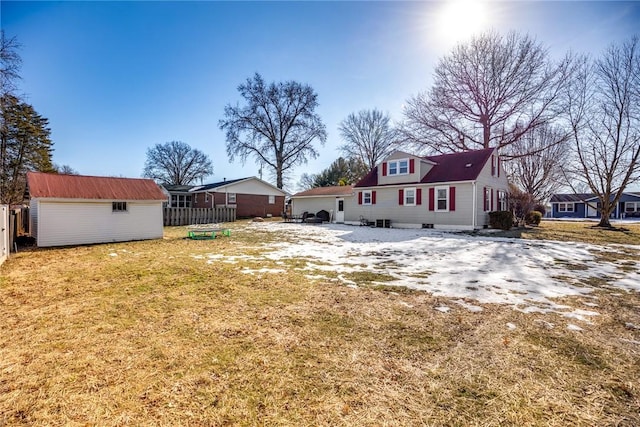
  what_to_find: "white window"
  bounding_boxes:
[227,193,236,204]
[497,190,507,211]
[363,191,372,205]
[436,186,449,211]
[268,195,275,204]
[112,201,127,212]
[558,203,574,212]
[404,188,416,206]
[170,194,191,208]
[625,202,639,212]
[388,159,409,176]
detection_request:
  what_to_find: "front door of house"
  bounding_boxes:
[335,198,345,223]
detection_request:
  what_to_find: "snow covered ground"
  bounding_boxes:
[203,222,640,323]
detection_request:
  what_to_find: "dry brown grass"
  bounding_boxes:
[1,220,639,426]
[522,220,640,246]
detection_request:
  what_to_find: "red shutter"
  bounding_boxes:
[450,186,456,211]
[398,189,404,205]
[358,191,362,205]
[416,188,422,205]
[483,187,487,211]
[382,162,387,176]
[409,158,415,174]
[429,188,435,211]
[372,191,377,205]
[497,157,500,177]
[491,155,496,176]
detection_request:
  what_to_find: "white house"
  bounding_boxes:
[292,148,509,229]
[27,172,167,247]
[290,185,354,223]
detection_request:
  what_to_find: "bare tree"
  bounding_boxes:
[505,124,570,202]
[53,164,79,175]
[565,37,640,228]
[219,73,327,189]
[339,109,398,169]
[143,141,213,185]
[402,31,572,155]
[0,31,21,96]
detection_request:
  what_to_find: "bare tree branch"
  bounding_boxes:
[142,141,213,185]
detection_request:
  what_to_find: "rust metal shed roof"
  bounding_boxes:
[27,172,168,201]
[291,185,354,197]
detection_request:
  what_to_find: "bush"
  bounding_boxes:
[525,211,542,225]
[533,203,546,216]
[488,211,514,230]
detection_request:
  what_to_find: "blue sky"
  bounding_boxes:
[2,1,639,191]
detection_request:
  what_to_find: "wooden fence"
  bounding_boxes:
[163,207,236,226]
[1,205,8,265]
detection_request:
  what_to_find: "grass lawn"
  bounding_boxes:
[1,220,639,426]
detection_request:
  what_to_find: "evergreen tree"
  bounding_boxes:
[1,94,54,204]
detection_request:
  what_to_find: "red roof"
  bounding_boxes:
[355,148,494,187]
[27,172,167,201]
[291,185,354,197]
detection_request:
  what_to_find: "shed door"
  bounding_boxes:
[335,198,345,223]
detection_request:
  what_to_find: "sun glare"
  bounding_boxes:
[435,0,490,46]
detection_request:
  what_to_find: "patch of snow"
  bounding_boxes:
[197,222,640,319]
[620,338,640,345]
[567,324,583,332]
[453,299,483,312]
[582,302,599,307]
[435,306,451,313]
[625,322,640,330]
[109,253,117,257]
[241,268,285,275]
[399,301,414,308]
[506,323,517,330]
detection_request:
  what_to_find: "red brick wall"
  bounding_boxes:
[191,191,285,218]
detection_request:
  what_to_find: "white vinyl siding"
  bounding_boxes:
[34,200,163,247]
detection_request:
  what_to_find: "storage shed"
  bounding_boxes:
[27,172,167,247]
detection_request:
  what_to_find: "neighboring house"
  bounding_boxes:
[290,185,354,223]
[549,192,640,219]
[164,177,287,218]
[349,148,509,229]
[27,172,167,247]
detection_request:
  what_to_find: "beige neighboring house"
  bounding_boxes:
[27,172,167,247]
[290,185,354,223]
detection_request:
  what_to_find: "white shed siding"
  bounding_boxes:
[35,200,163,247]
[30,199,39,241]
[291,197,338,216]
[347,183,475,228]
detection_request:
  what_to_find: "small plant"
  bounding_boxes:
[525,211,542,226]
[488,211,514,230]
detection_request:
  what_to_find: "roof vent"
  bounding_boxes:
[465,163,473,168]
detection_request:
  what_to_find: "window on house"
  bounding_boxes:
[268,195,275,204]
[228,193,236,204]
[625,202,639,212]
[436,186,448,211]
[558,203,574,212]
[170,194,191,208]
[388,159,409,176]
[404,188,416,206]
[205,193,209,202]
[112,202,127,212]
[497,190,507,211]
[363,191,372,205]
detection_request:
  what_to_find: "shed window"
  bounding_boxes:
[268,195,275,204]
[112,202,127,212]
